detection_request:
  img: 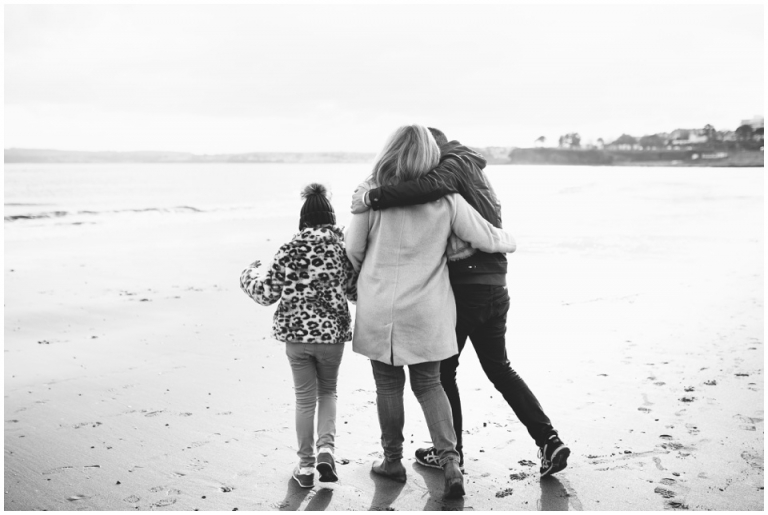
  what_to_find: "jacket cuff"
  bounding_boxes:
[368,187,383,210]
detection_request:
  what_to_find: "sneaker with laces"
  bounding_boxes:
[316,451,338,483]
[415,447,464,470]
[292,466,315,488]
[539,435,570,477]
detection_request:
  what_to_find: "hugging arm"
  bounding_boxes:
[239,248,286,306]
[449,194,516,254]
[366,159,465,211]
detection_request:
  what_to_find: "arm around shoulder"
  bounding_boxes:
[448,194,516,254]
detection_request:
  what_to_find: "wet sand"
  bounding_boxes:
[4,169,764,511]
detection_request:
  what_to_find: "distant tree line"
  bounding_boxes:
[533,121,764,152]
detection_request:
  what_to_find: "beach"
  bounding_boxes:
[4,163,764,511]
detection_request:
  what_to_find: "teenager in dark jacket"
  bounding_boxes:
[350,128,570,477]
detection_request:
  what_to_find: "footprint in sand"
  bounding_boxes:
[653,457,665,471]
[734,414,761,431]
[149,486,166,493]
[150,498,177,508]
[72,421,102,429]
[740,451,764,470]
[654,486,676,499]
[638,407,652,413]
[660,478,677,486]
[188,458,208,471]
[123,495,140,504]
[43,466,74,475]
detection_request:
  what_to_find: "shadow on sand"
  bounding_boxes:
[304,487,334,511]
[410,462,465,511]
[368,469,406,511]
[538,476,570,511]
[276,477,313,511]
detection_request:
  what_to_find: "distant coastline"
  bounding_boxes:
[4,147,764,167]
[505,148,764,167]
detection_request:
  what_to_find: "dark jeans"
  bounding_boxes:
[441,284,556,449]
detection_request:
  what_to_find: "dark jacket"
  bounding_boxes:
[367,141,507,285]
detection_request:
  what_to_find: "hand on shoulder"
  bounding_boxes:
[350,181,372,214]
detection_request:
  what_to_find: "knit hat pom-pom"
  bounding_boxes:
[301,183,329,199]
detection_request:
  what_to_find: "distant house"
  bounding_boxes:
[668,128,708,147]
[606,134,641,150]
[639,134,666,150]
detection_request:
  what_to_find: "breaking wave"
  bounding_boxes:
[5,205,204,222]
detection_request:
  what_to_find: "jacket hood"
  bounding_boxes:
[440,140,487,170]
[294,224,345,244]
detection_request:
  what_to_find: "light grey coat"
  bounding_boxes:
[345,193,516,366]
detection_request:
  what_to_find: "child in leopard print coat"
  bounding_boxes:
[240,183,357,489]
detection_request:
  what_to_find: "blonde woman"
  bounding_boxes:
[345,124,517,498]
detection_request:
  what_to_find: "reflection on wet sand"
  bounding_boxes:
[369,469,406,511]
[410,462,465,511]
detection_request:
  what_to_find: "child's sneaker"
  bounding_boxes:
[292,466,315,488]
[316,450,338,483]
[415,447,464,471]
[539,435,570,477]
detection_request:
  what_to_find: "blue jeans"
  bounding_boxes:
[441,284,556,449]
[370,359,460,467]
[285,342,345,468]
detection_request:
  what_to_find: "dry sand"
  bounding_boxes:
[4,170,764,511]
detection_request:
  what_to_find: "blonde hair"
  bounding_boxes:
[370,125,440,187]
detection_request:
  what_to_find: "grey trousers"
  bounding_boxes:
[285,342,345,468]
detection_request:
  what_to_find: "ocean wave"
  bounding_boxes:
[4,205,203,222]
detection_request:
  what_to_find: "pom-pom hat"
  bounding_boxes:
[299,183,336,230]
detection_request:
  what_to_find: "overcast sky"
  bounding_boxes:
[5,3,764,153]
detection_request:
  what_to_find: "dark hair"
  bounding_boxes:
[428,127,448,147]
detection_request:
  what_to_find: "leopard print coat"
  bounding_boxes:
[240,225,357,344]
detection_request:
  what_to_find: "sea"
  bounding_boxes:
[5,163,763,249]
